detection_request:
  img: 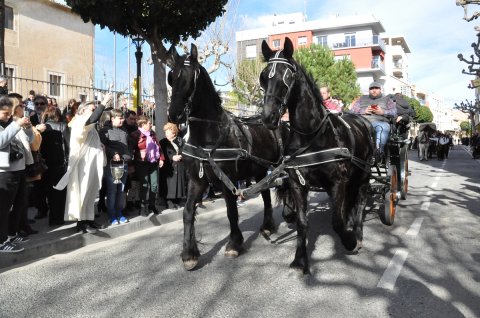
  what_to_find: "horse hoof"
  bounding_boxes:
[224,249,239,258]
[356,240,363,251]
[183,259,198,271]
[289,265,308,277]
[261,229,272,236]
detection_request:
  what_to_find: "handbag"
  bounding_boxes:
[26,151,48,177]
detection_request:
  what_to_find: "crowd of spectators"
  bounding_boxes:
[0,86,187,253]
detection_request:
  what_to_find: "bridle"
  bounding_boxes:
[263,50,297,119]
[170,56,200,124]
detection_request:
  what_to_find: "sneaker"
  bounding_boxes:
[111,218,120,226]
[118,216,129,224]
[8,234,30,244]
[0,242,24,253]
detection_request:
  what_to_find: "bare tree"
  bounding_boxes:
[454,99,480,139]
[457,0,480,29]
[177,0,239,75]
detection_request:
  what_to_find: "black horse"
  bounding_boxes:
[167,44,282,270]
[260,38,375,274]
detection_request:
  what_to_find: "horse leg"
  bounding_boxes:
[351,182,370,252]
[224,187,244,258]
[181,179,207,270]
[257,175,276,235]
[289,184,309,274]
[331,181,358,251]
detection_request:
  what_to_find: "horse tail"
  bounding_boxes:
[275,182,297,224]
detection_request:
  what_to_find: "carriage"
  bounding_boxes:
[367,119,410,225]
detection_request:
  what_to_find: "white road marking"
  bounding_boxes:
[421,201,430,211]
[406,218,424,236]
[377,249,409,290]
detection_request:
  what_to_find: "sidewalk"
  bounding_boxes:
[0,197,227,271]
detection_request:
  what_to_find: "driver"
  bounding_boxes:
[349,82,397,157]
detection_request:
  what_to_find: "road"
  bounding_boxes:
[0,146,479,318]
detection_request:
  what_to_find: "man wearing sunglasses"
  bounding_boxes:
[30,95,48,126]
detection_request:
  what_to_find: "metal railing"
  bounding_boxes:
[330,35,386,52]
[2,73,154,115]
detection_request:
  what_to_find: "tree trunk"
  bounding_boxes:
[153,57,168,139]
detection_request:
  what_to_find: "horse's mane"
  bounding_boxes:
[197,64,222,107]
[291,60,324,111]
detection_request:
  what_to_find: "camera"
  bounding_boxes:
[9,143,24,161]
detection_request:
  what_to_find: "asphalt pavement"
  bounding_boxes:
[0,195,230,271]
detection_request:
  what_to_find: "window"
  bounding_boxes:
[298,36,307,46]
[345,33,356,47]
[316,35,328,47]
[272,39,280,48]
[245,45,257,59]
[3,66,15,92]
[49,72,63,97]
[4,6,13,30]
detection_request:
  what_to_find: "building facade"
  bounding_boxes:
[236,13,387,93]
[3,0,94,105]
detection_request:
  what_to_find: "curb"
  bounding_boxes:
[0,198,226,271]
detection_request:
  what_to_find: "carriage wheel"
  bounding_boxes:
[381,165,398,226]
[399,147,408,200]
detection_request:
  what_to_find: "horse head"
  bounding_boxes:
[167,43,201,124]
[259,37,296,130]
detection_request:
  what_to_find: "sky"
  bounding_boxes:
[95,0,479,106]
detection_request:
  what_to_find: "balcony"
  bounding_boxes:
[330,35,386,52]
[357,59,386,76]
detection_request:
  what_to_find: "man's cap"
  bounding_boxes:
[369,81,382,89]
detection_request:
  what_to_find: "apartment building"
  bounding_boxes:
[236,13,387,93]
[382,36,411,96]
[3,0,94,105]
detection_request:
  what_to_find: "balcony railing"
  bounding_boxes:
[371,60,385,72]
[330,35,386,52]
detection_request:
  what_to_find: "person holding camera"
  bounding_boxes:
[0,96,34,253]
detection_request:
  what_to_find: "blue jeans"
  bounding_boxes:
[371,121,390,152]
[104,164,128,220]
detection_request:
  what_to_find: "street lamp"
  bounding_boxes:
[131,35,145,115]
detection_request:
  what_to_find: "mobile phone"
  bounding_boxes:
[371,105,378,109]
[24,110,30,118]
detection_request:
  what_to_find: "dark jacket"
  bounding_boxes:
[99,125,132,164]
[392,94,415,123]
[159,137,187,199]
[41,120,69,168]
